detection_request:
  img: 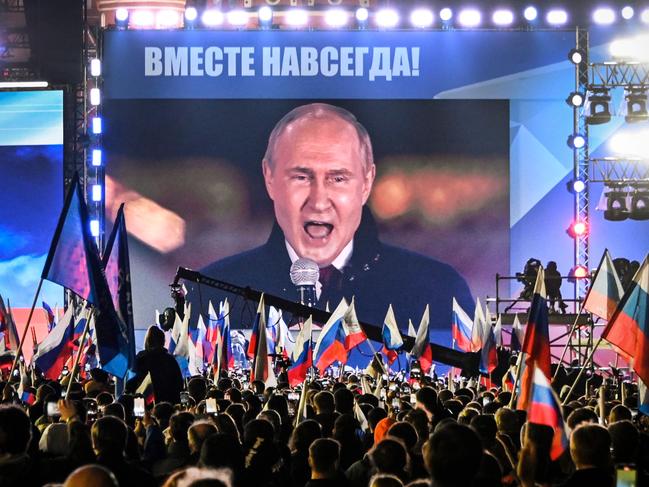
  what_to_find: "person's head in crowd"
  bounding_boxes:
[188,421,217,455]
[368,407,388,432]
[387,422,418,453]
[188,377,208,403]
[0,405,33,457]
[262,103,376,267]
[224,404,245,436]
[250,380,265,395]
[212,413,240,442]
[495,407,519,435]
[334,388,354,415]
[308,438,341,479]
[226,388,242,404]
[144,325,165,351]
[608,404,632,424]
[117,394,135,424]
[314,391,335,415]
[370,437,410,481]
[39,422,70,456]
[567,407,599,430]
[608,420,639,464]
[64,464,119,487]
[497,391,512,406]
[162,466,232,487]
[437,389,453,404]
[103,402,125,420]
[358,393,379,409]
[96,392,114,407]
[570,423,611,470]
[466,401,482,413]
[91,416,127,457]
[266,393,289,423]
[369,473,404,487]
[289,419,322,454]
[36,383,56,403]
[199,432,244,473]
[170,411,196,447]
[458,407,480,425]
[217,377,233,392]
[442,399,463,419]
[374,416,397,444]
[415,387,437,421]
[403,409,428,448]
[482,401,500,415]
[258,409,282,436]
[423,422,483,487]
[243,418,274,448]
[470,414,498,448]
[153,402,175,430]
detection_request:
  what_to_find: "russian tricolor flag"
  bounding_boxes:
[247,294,265,360]
[33,306,75,380]
[471,298,486,352]
[583,249,625,321]
[381,304,403,365]
[528,365,568,460]
[288,316,312,386]
[602,255,649,385]
[410,305,433,373]
[342,297,367,351]
[314,299,348,373]
[452,298,474,352]
[42,301,56,332]
[250,295,277,386]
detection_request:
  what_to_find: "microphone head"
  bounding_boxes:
[290,258,320,286]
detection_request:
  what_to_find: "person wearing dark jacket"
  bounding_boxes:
[125,326,183,405]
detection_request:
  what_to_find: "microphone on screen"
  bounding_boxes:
[290,258,319,307]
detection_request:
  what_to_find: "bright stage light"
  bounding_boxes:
[440,8,453,22]
[568,48,585,64]
[355,7,369,22]
[90,58,101,77]
[493,9,514,26]
[376,9,399,28]
[157,9,180,27]
[458,9,481,27]
[567,134,586,149]
[92,185,102,202]
[227,9,248,26]
[566,91,585,107]
[325,9,349,27]
[572,265,589,279]
[131,10,155,27]
[115,8,129,22]
[547,9,568,25]
[89,88,101,106]
[593,7,615,25]
[642,8,649,23]
[258,6,273,23]
[92,149,102,166]
[92,117,102,135]
[569,220,588,237]
[621,6,634,19]
[90,220,100,238]
[609,130,649,157]
[523,6,538,21]
[202,9,224,26]
[185,7,198,22]
[285,9,308,26]
[573,180,586,193]
[410,8,434,28]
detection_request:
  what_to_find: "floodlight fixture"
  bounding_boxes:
[625,87,649,123]
[586,88,612,125]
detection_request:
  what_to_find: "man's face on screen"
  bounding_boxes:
[263,115,375,267]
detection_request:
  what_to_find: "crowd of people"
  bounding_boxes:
[1,324,648,487]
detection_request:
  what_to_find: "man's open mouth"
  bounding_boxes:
[304,221,334,239]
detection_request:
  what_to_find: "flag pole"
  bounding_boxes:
[552,308,584,380]
[66,309,93,398]
[8,279,44,380]
[562,335,604,404]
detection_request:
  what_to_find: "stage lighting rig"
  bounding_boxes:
[568,48,585,65]
[524,6,538,21]
[586,88,612,125]
[567,133,586,149]
[629,184,649,220]
[621,6,634,20]
[625,87,649,123]
[604,184,630,221]
[566,91,585,107]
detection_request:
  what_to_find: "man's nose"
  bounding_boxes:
[307,179,332,211]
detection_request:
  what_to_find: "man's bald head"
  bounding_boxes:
[64,464,118,487]
[188,420,217,454]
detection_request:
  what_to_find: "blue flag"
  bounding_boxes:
[102,204,136,375]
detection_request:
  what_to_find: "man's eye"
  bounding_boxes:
[291,175,309,181]
[331,176,348,183]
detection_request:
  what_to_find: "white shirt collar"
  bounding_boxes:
[285,239,354,271]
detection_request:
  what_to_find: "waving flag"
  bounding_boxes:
[216,299,234,373]
[189,315,207,375]
[602,256,649,384]
[172,303,191,377]
[342,297,367,350]
[33,306,75,380]
[136,372,156,405]
[494,315,503,348]
[276,310,294,359]
[288,316,312,386]
[480,321,498,374]
[528,366,568,460]
[407,319,416,339]
[205,300,220,363]
[472,298,486,351]
[247,294,265,359]
[251,297,277,386]
[517,268,550,410]
[267,306,283,355]
[451,298,474,352]
[410,305,432,373]
[42,301,56,332]
[381,304,403,365]
[511,314,524,351]
[583,249,625,321]
[314,298,348,373]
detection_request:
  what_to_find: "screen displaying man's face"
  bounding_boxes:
[263,113,375,267]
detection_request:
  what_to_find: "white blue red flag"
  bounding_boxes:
[314,298,348,373]
[288,316,312,387]
[247,294,265,359]
[452,298,474,352]
[472,298,486,352]
[33,306,75,380]
[251,296,276,386]
[381,304,403,364]
[410,305,433,373]
[342,297,367,351]
[583,249,624,321]
[528,365,568,460]
[42,301,56,332]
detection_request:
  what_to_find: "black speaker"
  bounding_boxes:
[23,0,83,85]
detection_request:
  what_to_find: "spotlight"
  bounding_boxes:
[258,6,273,24]
[586,88,612,125]
[202,9,224,26]
[604,184,629,221]
[115,8,129,23]
[568,220,588,238]
[325,9,349,27]
[130,10,155,27]
[642,8,649,24]
[89,88,100,106]
[630,184,649,220]
[92,149,102,166]
[92,117,102,134]
[567,133,586,149]
[547,9,568,25]
[566,91,585,107]
[157,9,180,27]
[355,7,369,23]
[458,8,481,27]
[523,6,538,21]
[493,9,514,26]
[568,48,585,64]
[90,220,100,238]
[92,185,102,202]
[610,38,636,59]
[621,6,634,20]
[285,9,308,27]
[572,179,586,193]
[593,7,616,25]
[410,8,434,28]
[625,87,649,123]
[185,7,198,22]
[571,265,589,279]
[376,9,399,28]
[440,7,453,22]
[90,58,101,77]
[227,9,248,27]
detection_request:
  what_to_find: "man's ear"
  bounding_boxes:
[361,163,376,205]
[262,159,275,201]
